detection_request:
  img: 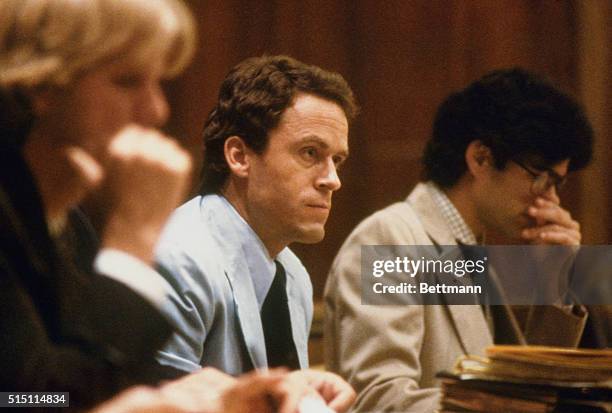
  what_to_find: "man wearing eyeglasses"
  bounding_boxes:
[324,68,593,412]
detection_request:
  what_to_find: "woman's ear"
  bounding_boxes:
[224,136,250,178]
[465,140,492,178]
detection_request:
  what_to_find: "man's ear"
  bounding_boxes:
[224,136,250,178]
[465,140,492,178]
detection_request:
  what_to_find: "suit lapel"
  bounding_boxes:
[205,198,269,369]
[282,264,309,369]
[444,304,493,355]
[223,259,269,369]
[407,183,493,355]
[225,252,310,369]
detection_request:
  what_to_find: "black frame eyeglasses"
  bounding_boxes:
[512,159,567,195]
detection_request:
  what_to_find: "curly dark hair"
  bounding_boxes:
[422,68,593,188]
[200,55,358,194]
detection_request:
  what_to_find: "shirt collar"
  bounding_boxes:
[425,181,478,245]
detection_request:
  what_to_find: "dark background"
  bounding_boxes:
[162,0,612,301]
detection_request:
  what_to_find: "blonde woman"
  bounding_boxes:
[0,2,336,412]
[0,0,197,406]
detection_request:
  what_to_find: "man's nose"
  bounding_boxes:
[316,158,341,192]
[540,182,558,201]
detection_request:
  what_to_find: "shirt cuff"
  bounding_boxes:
[94,248,167,308]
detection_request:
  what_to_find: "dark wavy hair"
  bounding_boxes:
[200,55,358,194]
[423,68,593,188]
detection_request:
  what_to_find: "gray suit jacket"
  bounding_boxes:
[155,195,313,376]
[324,183,586,412]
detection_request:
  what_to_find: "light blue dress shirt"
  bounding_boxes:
[154,194,313,375]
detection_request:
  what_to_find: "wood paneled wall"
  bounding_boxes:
[163,0,611,299]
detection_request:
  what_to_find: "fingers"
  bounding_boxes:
[230,371,287,413]
[33,145,104,221]
[289,370,355,413]
[549,191,560,205]
[101,125,192,263]
[311,372,355,413]
[66,146,104,191]
[298,397,336,413]
[325,381,355,413]
[527,198,578,230]
[523,197,581,245]
[522,224,581,245]
[175,369,355,413]
[107,126,191,177]
[54,146,104,221]
[219,369,298,413]
[189,366,239,392]
[276,372,321,413]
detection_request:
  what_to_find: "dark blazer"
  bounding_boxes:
[0,143,183,410]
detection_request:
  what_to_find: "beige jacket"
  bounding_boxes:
[324,183,586,413]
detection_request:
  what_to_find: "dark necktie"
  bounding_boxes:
[260,260,300,369]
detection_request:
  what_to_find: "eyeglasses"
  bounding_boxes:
[512,159,567,195]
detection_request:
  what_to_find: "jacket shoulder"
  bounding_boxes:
[343,201,423,247]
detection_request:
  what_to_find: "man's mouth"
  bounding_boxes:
[307,202,330,210]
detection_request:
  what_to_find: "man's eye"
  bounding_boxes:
[301,147,318,161]
[333,155,346,170]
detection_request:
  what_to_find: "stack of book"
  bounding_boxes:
[439,345,612,413]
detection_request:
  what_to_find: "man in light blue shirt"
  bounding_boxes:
[156,194,313,374]
[155,55,358,412]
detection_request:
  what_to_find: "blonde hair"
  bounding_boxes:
[0,0,196,90]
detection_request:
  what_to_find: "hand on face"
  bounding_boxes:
[521,192,581,246]
[100,125,192,263]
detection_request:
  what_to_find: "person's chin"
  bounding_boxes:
[501,215,529,242]
[506,226,528,244]
[489,222,523,244]
[296,225,326,244]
